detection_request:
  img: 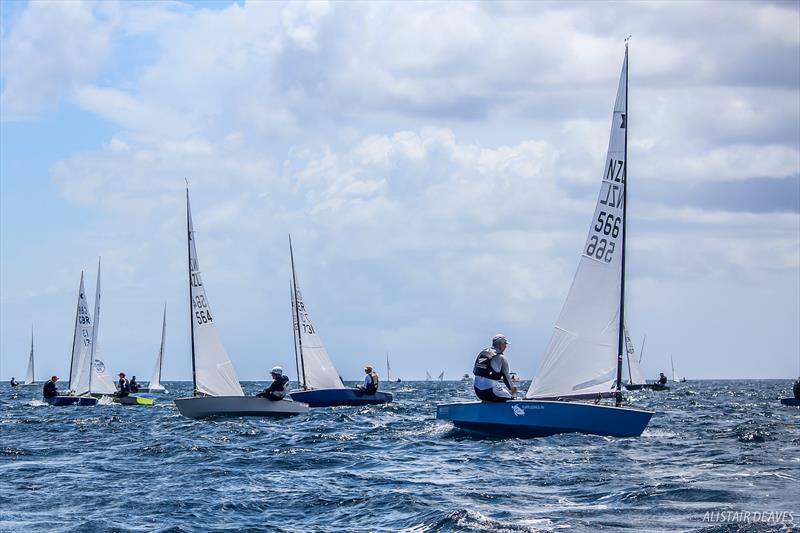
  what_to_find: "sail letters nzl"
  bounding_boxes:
[600,159,625,210]
[190,259,203,287]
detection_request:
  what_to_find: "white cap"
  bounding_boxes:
[492,334,510,344]
[270,366,283,376]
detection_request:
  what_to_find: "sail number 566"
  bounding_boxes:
[586,236,616,263]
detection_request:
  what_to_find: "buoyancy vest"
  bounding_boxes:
[473,348,502,381]
[367,372,379,392]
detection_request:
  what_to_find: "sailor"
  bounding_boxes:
[357,365,379,394]
[43,376,59,399]
[473,334,517,402]
[657,373,668,386]
[115,372,130,397]
[256,366,289,401]
[10,377,19,387]
[129,376,139,393]
[793,377,800,400]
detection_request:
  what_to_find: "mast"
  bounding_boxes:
[30,325,34,383]
[187,188,197,395]
[159,303,166,383]
[639,335,646,364]
[625,328,633,386]
[88,257,100,394]
[68,271,83,391]
[615,40,629,406]
[289,234,307,389]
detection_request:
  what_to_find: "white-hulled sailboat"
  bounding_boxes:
[624,329,667,391]
[287,236,392,407]
[20,326,36,386]
[437,43,653,438]
[174,190,307,418]
[138,305,167,393]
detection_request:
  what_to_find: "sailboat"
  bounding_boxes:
[137,305,168,393]
[287,237,392,407]
[386,352,401,383]
[437,43,653,438]
[20,326,36,386]
[426,371,433,382]
[623,329,667,391]
[174,190,307,418]
[437,371,445,382]
[670,354,685,383]
[47,272,98,406]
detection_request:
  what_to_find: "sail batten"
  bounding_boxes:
[527,50,628,400]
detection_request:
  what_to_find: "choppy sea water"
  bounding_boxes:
[1,380,798,533]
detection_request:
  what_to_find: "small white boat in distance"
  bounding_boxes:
[137,305,168,393]
[20,326,37,386]
[174,188,307,419]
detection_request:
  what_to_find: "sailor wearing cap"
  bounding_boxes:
[472,334,517,402]
[256,366,290,401]
[357,364,380,395]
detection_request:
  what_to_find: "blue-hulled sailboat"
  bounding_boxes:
[287,236,392,407]
[437,43,653,438]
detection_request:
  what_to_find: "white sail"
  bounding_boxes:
[291,285,344,390]
[624,326,646,386]
[187,192,243,397]
[671,354,681,382]
[149,305,167,392]
[69,272,93,395]
[437,371,444,381]
[386,352,392,382]
[426,371,432,381]
[25,326,34,385]
[88,258,116,395]
[528,50,628,400]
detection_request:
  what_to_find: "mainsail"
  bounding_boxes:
[528,49,628,400]
[25,326,35,385]
[148,305,167,392]
[68,273,93,395]
[88,258,116,395]
[437,371,444,381]
[289,237,344,390]
[386,353,392,382]
[187,191,243,397]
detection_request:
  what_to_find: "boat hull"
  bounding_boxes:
[113,395,155,406]
[625,383,669,391]
[46,396,98,406]
[174,396,308,418]
[134,387,167,393]
[780,398,800,407]
[436,400,654,438]
[289,388,393,407]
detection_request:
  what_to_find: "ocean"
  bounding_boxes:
[1,380,798,532]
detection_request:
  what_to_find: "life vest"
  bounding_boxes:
[370,372,379,390]
[473,348,502,381]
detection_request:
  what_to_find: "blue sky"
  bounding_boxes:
[1,0,798,382]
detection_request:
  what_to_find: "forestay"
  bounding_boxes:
[149,305,167,392]
[292,284,344,390]
[528,52,628,400]
[88,259,116,395]
[25,327,34,385]
[69,273,93,395]
[187,194,244,397]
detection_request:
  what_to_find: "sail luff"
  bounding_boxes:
[289,235,307,389]
[187,189,197,395]
[615,42,629,404]
[68,272,84,391]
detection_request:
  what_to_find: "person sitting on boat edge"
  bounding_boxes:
[43,376,59,399]
[256,366,289,401]
[357,365,379,394]
[115,372,130,397]
[10,377,19,387]
[793,377,800,400]
[473,334,517,402]
[129,376,139,393]
[657,373,668,386]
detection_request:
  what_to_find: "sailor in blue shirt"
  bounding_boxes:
[357,365,379,394]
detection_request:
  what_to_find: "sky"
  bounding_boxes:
[0,0,798,383]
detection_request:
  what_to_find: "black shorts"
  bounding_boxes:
[474,385,510,403]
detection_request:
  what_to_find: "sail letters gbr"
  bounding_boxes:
[583,112,626,265]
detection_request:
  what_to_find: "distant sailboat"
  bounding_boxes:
[86,258,121,399]
[438,43,653,438]
[174,189,307,418]
[287,236,392,407]
[48,272,97,406]
[437,371,444,382]
[623,329,667,391]
[426,371,433,382]
[21,326,36,386]
[670,353,685,383]
[138,305,167,393]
